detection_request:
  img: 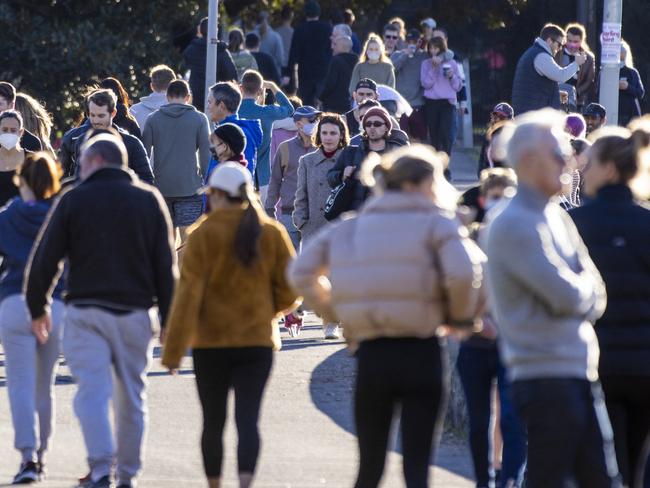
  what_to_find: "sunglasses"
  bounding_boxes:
[384,35,398,40]
[364,121,386,128]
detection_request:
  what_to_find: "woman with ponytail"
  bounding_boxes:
[570,124,650,488]
[289,144,485,488]
[161,162,299,488]
[0,152,63,484]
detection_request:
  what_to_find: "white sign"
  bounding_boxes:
[601,22,622,65]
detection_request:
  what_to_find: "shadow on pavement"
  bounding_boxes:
[309,348,473,481]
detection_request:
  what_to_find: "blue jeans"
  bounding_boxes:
[457,342,526,488]
[278,213,300,251]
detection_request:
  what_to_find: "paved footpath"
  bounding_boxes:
[0,314,474,487]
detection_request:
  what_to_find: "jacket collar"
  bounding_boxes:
[314,148,342,165]
[362,191,438,214]
[513,182,550,211]
[596,184,633,202]
[221,113,240,124]
[81,166,135,185]
[535,37,553,55]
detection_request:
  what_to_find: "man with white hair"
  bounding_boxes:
[319,33,358,113]
[25,132,176,488]
[486,109,619,487]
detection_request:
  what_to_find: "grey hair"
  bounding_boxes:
[209,82,242,114]
[337,36,353,52]
[80,134,127,167]
[333,23,352,37]
[506,108,571,168]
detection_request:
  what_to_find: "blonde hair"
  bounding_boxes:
[479,167,518,195]
[14,92,54,155]
[361,33,390,63]
[360,144,458,210]
[621,39,634,68]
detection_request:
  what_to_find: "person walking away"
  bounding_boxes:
[348,34,396,96]
[206,82,262,177]
[255,11,284,77]
[382,24,400,57]
[328,106,409,214]
[0,111,30,206]
[486,108,619,487]
[131,65,176,130]
[182,16,238,112]
[458,168,526,488]
[142,79,211,250]
[265,106,320,249]
[58,89,153,183]
[276,6,294,88]
[420,36,462,156]
[0,153,64,485]
[617,41,645,127]
[511,24,587,115]
[293,113,349,339]
[0,82,43,152]
[287,0,332,106]
[246,33,281,85]
[319,35,359,114]
[162,162,299,488]
[238,71,294,203]
[554,23,596,112]
[228,29,258,82]
[25,133,176,488]
[14,92,56,158]
[570,125,650,488]
[391,29,429,142]
[290,144,485,488]
[99,77,142,140]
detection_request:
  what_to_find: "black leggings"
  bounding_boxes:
[600,374,650,488]
[424,98,456,155]
[354,337,448,488]
[193,347,273,477]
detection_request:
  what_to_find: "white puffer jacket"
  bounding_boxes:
[289,191,486,346]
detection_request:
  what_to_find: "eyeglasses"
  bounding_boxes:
[552,38,564,47]
[364,121,386,128]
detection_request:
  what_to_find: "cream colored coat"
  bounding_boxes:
[289,191,485,347]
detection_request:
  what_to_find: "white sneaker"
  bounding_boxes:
[323,324,340,340]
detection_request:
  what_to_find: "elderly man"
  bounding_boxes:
[26,132,176,488]
[486,109,619,487]
[319,34,359,114]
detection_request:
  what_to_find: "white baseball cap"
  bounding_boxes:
[420,18,437,29]
[198,162,253,197]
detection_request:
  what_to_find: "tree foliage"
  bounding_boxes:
[0,0,202,133]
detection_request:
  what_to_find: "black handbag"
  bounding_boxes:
[324,179,357,221]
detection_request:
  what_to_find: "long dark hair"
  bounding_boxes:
[227,182,263,266]
[99,77,137,123]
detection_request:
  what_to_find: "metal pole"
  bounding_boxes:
[204,0,219,118]
[461,59,474,149]
[598,0,623,126]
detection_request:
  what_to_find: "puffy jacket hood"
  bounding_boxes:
[159,103,197,118]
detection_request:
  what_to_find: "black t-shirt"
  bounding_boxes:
[0,169,18,207]
[20,130,42,152]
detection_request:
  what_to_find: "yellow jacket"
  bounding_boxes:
[162,206,299,369]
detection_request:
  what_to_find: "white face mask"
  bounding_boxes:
[367,51,381,61]
[302,122,317,136]
[0,133,19,150]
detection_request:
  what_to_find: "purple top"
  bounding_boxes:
[420,58,462,103]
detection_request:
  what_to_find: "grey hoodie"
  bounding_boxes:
[142,103,211,198]
[131,92,168,130]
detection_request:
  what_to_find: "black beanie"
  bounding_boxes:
[214,123,246,156]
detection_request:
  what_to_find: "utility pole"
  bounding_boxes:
[599,0,623,126]
[204,0,219,118]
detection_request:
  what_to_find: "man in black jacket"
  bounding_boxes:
[58,89,154,183]
[183,16,238,112]
[26,133,176,488]
[246,32,281,85]
[328,106,408,211]
[287,0,332,106]
[319,35,358,113]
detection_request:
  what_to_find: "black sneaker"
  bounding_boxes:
[77,474,114,488]
[12,461,39,484]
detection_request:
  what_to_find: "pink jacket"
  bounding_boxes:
[420,58,462,103]
[289,192,485,347]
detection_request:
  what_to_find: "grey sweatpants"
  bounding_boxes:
[63,305,157,485]
[0,294,63,464]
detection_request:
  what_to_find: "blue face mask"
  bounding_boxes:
[302,122,317,136]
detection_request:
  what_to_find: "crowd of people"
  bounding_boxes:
[0,2,648,488]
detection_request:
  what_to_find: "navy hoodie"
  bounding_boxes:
[0,198,64,302]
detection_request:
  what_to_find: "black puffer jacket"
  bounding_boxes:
[570,184,650,376]
[58,120,154,184]
[327,134,409,211]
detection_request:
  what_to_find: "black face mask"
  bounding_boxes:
[209,147,217,158]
